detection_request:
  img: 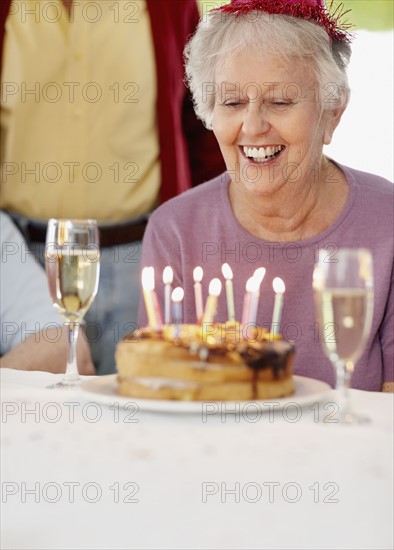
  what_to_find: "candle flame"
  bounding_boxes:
[193,266,203,282]
[141,266,155,291]
[312,266,324,290]
[245,276,259,293]
[208,278,222,297]
[273,277,285,294]
[163,265,174,285]
[253,267,266,284]
[171,287,184,303]
[221,262,233,280]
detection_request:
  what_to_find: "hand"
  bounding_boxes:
[0,327,96,375]
[382,381,394,393]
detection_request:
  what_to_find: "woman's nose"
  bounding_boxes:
[242,104,271,137]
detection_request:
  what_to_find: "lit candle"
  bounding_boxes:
[241,276,259,325]
[249,267,266,324]
[221,263,235,322]
[141,266,162,329]
[271,277,285,337]
[193,266,204,324]
[171,286,184,339]
[202,278,222,324]
[162,266,173,325]
[253,267,266,286]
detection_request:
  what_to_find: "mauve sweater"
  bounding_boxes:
[140,163,394,391]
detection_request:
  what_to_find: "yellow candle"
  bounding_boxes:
[141,267,162,329]
[202,278,222,324]
[193,266,204,324]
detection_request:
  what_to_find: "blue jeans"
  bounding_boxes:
[84,243,141,375]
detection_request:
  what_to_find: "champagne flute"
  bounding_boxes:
[313,248,374,424]
[45,219,100,388]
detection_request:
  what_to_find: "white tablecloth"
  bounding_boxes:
[1,368,393,550]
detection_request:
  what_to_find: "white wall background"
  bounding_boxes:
[325,30,393,182]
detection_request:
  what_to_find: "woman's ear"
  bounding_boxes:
[323,104,346,145]
[323,86,349,145]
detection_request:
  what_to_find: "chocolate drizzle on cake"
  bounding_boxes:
[239,341,294,377]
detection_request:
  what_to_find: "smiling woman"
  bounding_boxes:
[139,0,393,393]
[208,50,348,241]
[184,6,354,237]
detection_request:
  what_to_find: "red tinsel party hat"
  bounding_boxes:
[215,0,352,43]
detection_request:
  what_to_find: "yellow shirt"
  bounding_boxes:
[1,0,160,221]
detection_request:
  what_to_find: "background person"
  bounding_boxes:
[0,0,225,374]
[0,211,95,373]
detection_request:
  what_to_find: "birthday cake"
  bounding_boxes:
[116,323,295,401]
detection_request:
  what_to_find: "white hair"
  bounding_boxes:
[184,10,352,129]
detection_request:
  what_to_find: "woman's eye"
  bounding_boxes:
[271,100,291,107]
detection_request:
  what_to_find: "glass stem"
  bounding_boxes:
[335,359,352,419]
[64,322,80,383]
[335,360,346,393]
[344,360,354,417]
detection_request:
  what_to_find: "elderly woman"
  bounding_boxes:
[139,0,393,392]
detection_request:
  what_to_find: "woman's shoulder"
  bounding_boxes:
[339,164,393,221]
[342,164,393,196]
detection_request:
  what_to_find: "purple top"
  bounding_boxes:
[139,164,394,391]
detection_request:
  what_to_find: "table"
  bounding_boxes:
[1,368,393,550]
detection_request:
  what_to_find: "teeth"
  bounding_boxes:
[243,145,283,160]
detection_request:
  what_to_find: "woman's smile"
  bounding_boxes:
[240,144,286,164]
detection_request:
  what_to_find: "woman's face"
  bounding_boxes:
[212,49,334,197]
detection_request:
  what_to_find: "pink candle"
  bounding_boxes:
[241,276,258,325]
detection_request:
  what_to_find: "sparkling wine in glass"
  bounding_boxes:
[45,219,100,387]
[313,248,374,424]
